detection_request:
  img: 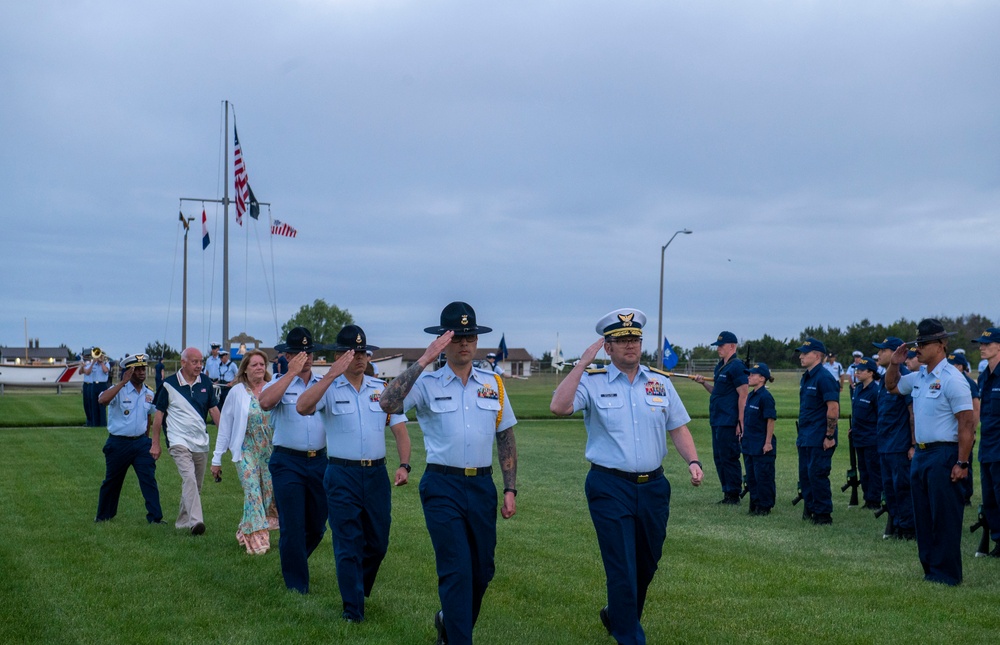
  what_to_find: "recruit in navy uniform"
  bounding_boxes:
[296,324,411,623]
[380,302,518,645]
[551,309,703,645]
[259,327,330,594]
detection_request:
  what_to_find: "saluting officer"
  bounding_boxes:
[885,319,974,586]
[551,309,703,645]
[296,325,411,623]
[380,302,518,645]
[259,327,332,594]
[795,337,840,525]
[694,330,747,505]
[95,353,162,524]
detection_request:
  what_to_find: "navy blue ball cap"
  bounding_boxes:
[947,353,970,371]
[971,327,1000,344]
[795,337,827,355]
[872,337,905,350]
[855,357,878,372]
[424,301,492,336]
[744,362,772,380]
[710,331,738,346]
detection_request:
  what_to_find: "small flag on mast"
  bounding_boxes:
[234,125,248,226]
[248,183,260,220]
[497,334,509,361]
[201,209,210,249]
[271,219,297,238]
[662,337,679,370]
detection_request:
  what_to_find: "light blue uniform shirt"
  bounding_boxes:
[264,373,327,451]
[403,364,516,469]
[573,364,691,473]
[107,381,156,437]
[92,362,109,384]
[219,360,238,383]
[204,355,222,380]
[896,360,973,444]
[82,360,95,384]
[317,375,407,460]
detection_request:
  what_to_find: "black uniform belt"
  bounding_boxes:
[274,446,327,459]
[109,434,145,441]
[426,463,493,477]
[328,457,386,467]
[915,441,956,450]
[591,463,664,484]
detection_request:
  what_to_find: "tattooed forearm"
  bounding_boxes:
[496,427,518,489]
[826,417,838,436]
[380,361,424,413]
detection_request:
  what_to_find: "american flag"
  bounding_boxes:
[271,219,297,238]
[234,125,248,226]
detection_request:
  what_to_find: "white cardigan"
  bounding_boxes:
[211,383,256,466]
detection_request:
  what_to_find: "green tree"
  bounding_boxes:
[281,299,353,360]
[145,341,181,360]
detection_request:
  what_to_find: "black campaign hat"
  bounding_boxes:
[275,327,327,354]
[330,325,379,352]
[909,318,957,345]
[424,302,492,336]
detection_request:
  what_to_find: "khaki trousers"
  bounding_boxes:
[169,445,207,529]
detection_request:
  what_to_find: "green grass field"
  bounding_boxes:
[1,375,997,644]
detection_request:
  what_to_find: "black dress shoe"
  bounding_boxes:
[600,606,612,635]
[863,501,882,511]
[434,610,447,645]
[812,513,833,525]
[717,494,741,505]
[802,510,814,521]
[191,522,206,536]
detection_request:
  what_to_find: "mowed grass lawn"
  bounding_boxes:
[1,373,998,644]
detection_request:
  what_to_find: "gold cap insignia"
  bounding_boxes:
[618,313,634,327]
[301,337,308,345]
[356,334,363,344]
[460,314,469,325]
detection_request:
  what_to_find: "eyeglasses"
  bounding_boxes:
[451,335,478,344]
[916,340,941,348]
[608,337,642,346]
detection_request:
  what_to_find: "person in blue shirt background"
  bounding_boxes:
[742,363,777,516]
[795,337,840,525]
[694,331,748,505]
[948,352,980,507]
[850,358,883,510]
[972,327,1000,556]
[873,337,915,540]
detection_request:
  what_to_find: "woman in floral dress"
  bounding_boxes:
[211,349,279,554]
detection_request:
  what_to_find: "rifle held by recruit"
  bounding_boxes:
[970,504,991,557]
[874,492,892,539]
[840,416,860,507]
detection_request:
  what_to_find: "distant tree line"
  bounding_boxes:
[683,314,996,369]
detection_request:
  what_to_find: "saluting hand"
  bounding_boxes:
[579,338,605,366]
[419,331,454,366]
[122,367,135,382]
[890,344,909,365]
[287,352,309,374]
[326,350,355,380]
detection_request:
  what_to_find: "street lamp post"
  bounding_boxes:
[657,229,692,368]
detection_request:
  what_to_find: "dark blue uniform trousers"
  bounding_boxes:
[880,451,914,531]
[419,470,497,645]
[270,449,328,593]
[981,461,1000,541]
[910,443,965,585]
[324,462,391,620]
[96,435,162,523]
[744,453,776,509]
[856,445,883,504]
[586,468,670,645]
[83,382,95,426]
[92,383,108,427]
[711,425,742,495]
[798,446,835,516]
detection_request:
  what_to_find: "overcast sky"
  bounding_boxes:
[2,1,998,362]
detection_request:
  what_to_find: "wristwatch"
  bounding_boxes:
[400,463,412,473]
[956,460,970,469]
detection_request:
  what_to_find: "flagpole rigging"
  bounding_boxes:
[224,100,230,353]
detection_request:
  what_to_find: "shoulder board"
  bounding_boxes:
[585,368,607,374]
[648,368,672,378]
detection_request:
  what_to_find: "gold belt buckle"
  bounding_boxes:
[636,474,649,484]
[307,450,317,458]
[917,443,926,450]
[464,467,477,476]
[360,459,373,467]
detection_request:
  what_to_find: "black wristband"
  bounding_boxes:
[825,435,835,440]
[688,460,702,469]
[503,487,517,497]
[400,463,411,473]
